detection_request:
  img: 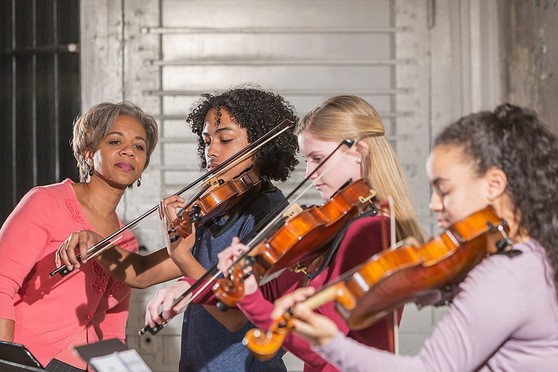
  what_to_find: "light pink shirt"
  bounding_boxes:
[315,239,558,371]
[0,179,137,367]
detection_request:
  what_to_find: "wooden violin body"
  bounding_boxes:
[171,169,263,238]
[213,179,376,307]
[335,206,508,329]
[253,179,375,283]
[244,206,509,359]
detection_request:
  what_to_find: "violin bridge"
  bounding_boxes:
[282,203,303,220]
[201,177,224,195]
[400,236,421,248]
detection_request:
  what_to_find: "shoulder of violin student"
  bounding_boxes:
[243,185,286,218]
[337,214,389,258]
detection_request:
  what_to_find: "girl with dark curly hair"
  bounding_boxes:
[269,103,558,371]
[156,87,299,372]
[187,87,299,182]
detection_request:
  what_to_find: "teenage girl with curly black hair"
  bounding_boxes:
[188,87,298,182]
[58,86,299,371]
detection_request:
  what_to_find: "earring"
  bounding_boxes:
[137,178,142,187]
[356,158,362,164]
[87,159,94,177]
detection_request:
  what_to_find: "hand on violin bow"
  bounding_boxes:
[145,280,192,329]
[55,230,103,271]
[217,237,258,295]
[271,287,339,347]
[159,196,196,261]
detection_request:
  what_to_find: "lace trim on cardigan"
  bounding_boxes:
[65,197,125,297]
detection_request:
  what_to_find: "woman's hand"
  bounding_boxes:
[55,230,104,270]
[271,287,339,346]
[217,237,258,295]
[145,280,192,328]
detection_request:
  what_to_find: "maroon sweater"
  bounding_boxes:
[238,214,397,372]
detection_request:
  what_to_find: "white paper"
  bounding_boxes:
[89,349,152,372]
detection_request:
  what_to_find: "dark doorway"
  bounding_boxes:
[0,0,81,224]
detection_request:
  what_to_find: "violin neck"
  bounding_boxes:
[301,282,347,311]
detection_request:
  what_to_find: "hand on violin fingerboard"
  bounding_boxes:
[145,280,192,329]
[217,237,258,295]
[272,287,339,347]
[159,196,197,268]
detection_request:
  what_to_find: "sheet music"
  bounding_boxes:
[89,349,152,372]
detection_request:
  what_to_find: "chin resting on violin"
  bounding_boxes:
[272,103,558,372]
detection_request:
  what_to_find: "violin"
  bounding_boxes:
[212,179,376,309]
[169,168,263,239]
[243,206,510,360]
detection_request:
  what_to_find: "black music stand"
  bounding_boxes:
[0,341,46,371]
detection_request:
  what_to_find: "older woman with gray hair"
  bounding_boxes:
[0,101,158,371]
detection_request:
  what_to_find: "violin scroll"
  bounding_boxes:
[243,319,291,360]
[171,204,202,239]
[213,263,249,308]
[245,282,353,360]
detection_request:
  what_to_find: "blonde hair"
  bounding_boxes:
[296,95,423,243]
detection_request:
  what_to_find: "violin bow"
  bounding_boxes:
[139,139,355,336]
[49,118,294,278]
[384,195,399,355]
